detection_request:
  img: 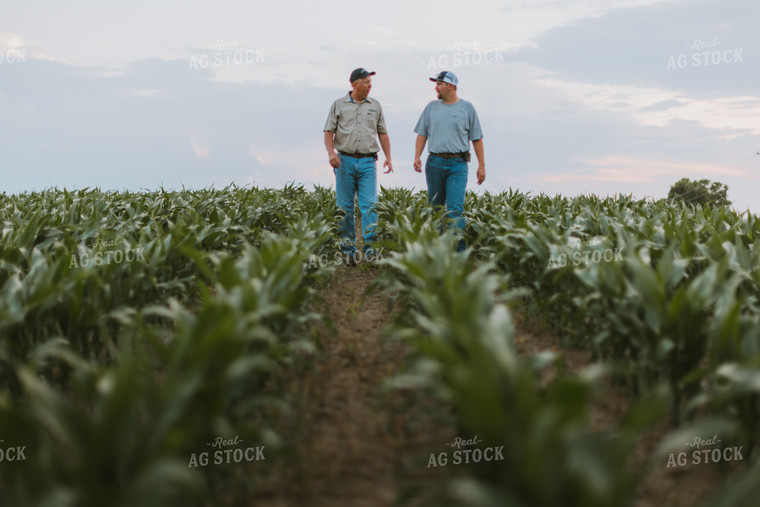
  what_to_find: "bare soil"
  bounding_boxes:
[512,311,745,507]
[249,264,456,507]
[241,267,744,507]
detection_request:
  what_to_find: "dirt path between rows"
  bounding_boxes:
[512,312,741,507]
[254,264,454,507]
[298,264,406,506]
[249,265,739,507]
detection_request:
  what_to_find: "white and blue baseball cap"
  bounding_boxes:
[430,71,458,86]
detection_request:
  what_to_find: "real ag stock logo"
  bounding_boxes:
[69,237,146,268]
[0,48,26,64]
[427,39,506,70]
[306,248,387,268]
[188,38,265,70]
[666,435,744,468]
[666,38,744,70]
[427,435,505,468]
[188,435,266,468]
[0,440,28,463]
[547,237,623,269]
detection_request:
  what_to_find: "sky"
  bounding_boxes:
[1,0,758,212]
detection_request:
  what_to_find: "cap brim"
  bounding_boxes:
[352,71,376,82]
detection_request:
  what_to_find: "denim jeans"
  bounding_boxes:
[425,155,467,251]
[334,154,378,254]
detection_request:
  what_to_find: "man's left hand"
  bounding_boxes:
[383,160,393,173]
[476,165,485,185]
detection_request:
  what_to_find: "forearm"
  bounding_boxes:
[472,139,485,166]
[414,135,427,160]
[324,131,341,168]
[378,132,391,160]
[472,138,485,184]
[324,131,336,155]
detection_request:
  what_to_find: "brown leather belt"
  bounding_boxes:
[430,151,471,161]
[339,151,378,159]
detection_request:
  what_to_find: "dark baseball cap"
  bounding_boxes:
[430,70,458,86]
[350,68,376,82]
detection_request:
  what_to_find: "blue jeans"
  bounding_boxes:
[425,155,467,251]
[334,154,378,254]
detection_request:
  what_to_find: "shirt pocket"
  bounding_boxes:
[452,112,469,136]
[361,108,379,130]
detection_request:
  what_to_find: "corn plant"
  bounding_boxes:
[379,236,662,507]
[0,186,336,505]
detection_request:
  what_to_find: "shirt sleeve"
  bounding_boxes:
[468,103,483,141]
[376,102,388,134]
[323,100,338,132]
[413,103,431,137]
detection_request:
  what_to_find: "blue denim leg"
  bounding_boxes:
[355,157,378,251]
[445,160,468,251]
[425,155,447,208]
[425,155,468,251]
[334,155,358,254]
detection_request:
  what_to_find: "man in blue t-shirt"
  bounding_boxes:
[413,70,485,251]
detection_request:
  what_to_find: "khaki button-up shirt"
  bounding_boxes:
[323,92,387,154]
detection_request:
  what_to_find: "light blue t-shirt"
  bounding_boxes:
[414,99,483,153]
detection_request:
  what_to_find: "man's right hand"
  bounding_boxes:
[329,153,341,168]
[413,158,422,172]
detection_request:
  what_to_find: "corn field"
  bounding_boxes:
[1,185,759,506]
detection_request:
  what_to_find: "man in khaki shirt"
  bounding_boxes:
[324,68,392,262]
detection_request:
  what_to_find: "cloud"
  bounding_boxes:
[0,32,75,64]
[2,2,758,212]
[500,0,688,50]
[0,33,25,51]
[640,99,686,112]
[131,89,163,97]
[505,0,758,96]
[539,154,754,184]
[537,77,760,135]
[190,138,212,158]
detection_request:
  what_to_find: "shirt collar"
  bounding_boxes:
[344,91,372,104]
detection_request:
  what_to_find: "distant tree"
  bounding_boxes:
[667,178,730,206]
